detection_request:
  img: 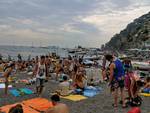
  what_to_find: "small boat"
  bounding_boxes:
[83,54,102,61]
[132,61,150,71]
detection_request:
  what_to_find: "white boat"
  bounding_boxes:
[83,59,94,66]
[132,61,150,71]
[83,55,102,60]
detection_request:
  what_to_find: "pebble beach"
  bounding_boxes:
[0,72,150,113]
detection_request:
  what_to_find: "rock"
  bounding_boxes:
[105,12,150,51]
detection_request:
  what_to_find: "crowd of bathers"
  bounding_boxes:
[0,54,149,113]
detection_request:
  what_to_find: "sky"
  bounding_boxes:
[0,0,150,48]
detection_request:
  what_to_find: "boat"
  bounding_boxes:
[132,61,150,71]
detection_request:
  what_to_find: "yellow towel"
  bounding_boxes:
[140,93,150,97]
[61,95,87,101]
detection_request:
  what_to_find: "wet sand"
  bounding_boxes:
[0,72,150,113]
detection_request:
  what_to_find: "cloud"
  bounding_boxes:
[59,23,85,34]
[0,25,11,30]
[0,0,150,47]
[79,5,150,40]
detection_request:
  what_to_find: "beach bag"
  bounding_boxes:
[130,96,142,107]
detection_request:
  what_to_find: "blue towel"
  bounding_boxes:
[19,88,33,95]
[83,86,102,97]
[143,88,150,93]
[9,89,20,97]
[83,91,97,97]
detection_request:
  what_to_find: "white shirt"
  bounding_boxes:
[59,81,70,96]
[36,62,46,79]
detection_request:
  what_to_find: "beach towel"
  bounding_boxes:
[142,88,150,93]
[23,98,53,112]
[61,95,87,101]
[19,79,29,84]
[0,103,39,113]
[140,93,150,97]
[9,89,20,97]
[0,83,12,89]
[19,88,33,95]
[9,88,33,97]
[83,90,98,97]
[83,86,102,97]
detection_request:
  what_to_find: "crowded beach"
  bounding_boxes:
[0,52,149,113]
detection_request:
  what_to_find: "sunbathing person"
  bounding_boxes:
[56,76,73,96]
[45,94,69,113]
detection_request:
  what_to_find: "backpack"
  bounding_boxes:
[130,96,142,107]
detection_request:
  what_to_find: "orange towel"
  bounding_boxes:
[0,103,39,113]
[23,98,53,112]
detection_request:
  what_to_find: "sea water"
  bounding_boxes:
[0,45,68,60]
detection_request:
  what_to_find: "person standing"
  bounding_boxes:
[105,54,127,108]
[3,63,15,95]
[35,56,46,96]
